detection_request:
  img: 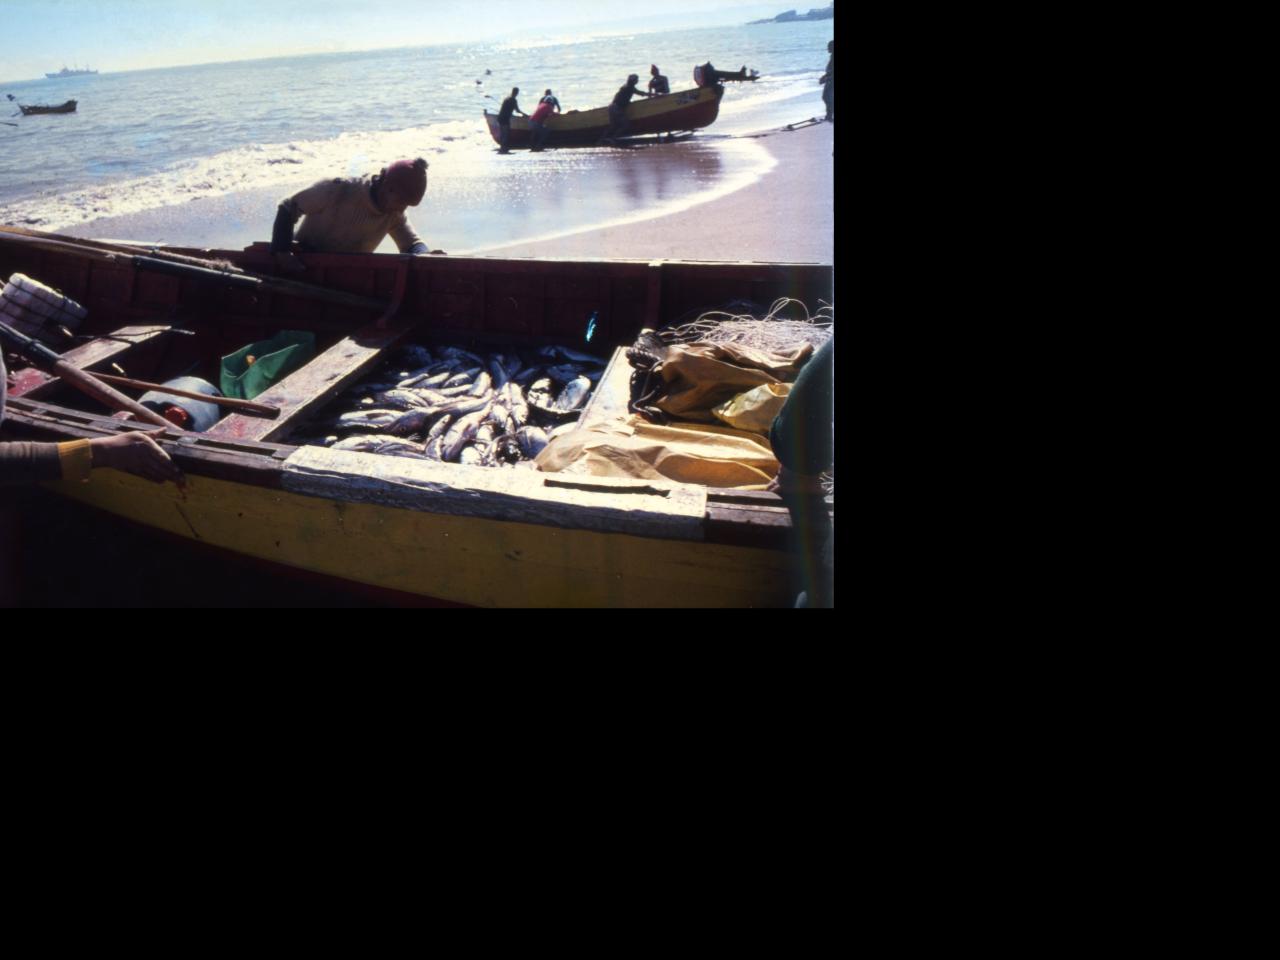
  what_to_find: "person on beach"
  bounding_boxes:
[767,336,834,608]
[528,96,557,152]
[540,89,562,113]
[602,74,654,144]
[648,64,670,96]
[496,88,526,154]
[270,158,441,271]
[820,41,834,122]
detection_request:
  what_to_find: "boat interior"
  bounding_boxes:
[2,229,832,544]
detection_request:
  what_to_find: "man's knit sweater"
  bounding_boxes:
[1,352,84,485]
[276,176,426,254]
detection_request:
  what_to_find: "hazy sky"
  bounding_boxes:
[1,1,793,82]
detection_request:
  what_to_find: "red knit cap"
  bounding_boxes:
[384,158,428,206]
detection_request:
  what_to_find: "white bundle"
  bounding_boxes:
[0,272,87,343]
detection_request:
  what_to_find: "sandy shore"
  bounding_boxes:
[53,121,833,265]
[466,121,833,263]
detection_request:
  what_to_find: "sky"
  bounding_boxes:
[0,1,799,82]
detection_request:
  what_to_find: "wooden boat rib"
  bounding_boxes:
[485,85,724,148]
[18,100,77,115]
[1,227,833,607]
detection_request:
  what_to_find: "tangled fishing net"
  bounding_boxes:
[656,298,833,353]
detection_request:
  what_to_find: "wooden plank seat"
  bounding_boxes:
[203,320,418,443]
[6,324,172,399]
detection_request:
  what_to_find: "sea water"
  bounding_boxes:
[0,21,832,251]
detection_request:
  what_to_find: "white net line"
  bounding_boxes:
[658,298,834,353]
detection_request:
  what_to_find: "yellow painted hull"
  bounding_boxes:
[44,470,793,608]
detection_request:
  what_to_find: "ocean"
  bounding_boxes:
[0,21,832,252]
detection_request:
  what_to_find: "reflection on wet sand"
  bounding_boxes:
[59,132,772,258]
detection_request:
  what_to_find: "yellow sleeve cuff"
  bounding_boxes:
[58,439,93,483]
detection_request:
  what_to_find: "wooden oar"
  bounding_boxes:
[0,227,390,313]
[1,320,176,429]
[90,373,280,418]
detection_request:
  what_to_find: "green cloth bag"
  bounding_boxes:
[220,331,316,400]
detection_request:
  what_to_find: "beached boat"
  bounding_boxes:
[18,100,77,115]
[1,227,832,607]
[485,85,724,149]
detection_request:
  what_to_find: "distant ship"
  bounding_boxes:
[45,66,98,79]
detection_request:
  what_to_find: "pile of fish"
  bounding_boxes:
[297,343,606,466]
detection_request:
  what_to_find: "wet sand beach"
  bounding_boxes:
[469,122,833,262]
[58,122,833,263]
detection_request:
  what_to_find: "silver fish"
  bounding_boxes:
[409,388,453,406]
[535,345,604,368]
[548,364,602,384]
[488,402,510,427]
[442,406,490,461]
[443,371,473,388]
[332,434,422,455]
[546,363,585,383]
[506,382,529,425]
[459,445,484,466]
[423,436,446,460]
[516,425,549,458]
[385,408,435,437]
[513,365,544,386]
[554,375,591,412]
[527,377,554,408]
[486,358,507,390]
[426,414,453,441]
[373,389,432,410]
[469,371,492,397]
[437,394,491,418]
[397,372,436,389]
[476,423,496,446]
[436,383,475,398]
[336,409,400,431]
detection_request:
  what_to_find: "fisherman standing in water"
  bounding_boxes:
[602,74,654,144]
[496,88,526,154]
[648,64,670,95]
[820,41,834,122]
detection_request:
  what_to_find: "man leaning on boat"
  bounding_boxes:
[271,157,444,273]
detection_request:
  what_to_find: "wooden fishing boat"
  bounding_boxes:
[18,100,77,115]
[0,227,833,607]
[485,85,724,148]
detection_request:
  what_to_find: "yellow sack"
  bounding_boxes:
[653,342,812,422]
[712,382,792,434]
[536,416,779,488]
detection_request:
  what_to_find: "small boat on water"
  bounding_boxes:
[486,85,724,149]
[18,100,77,115]
[1,226,832,607]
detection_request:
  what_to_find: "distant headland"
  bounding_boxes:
[748,4,834,24]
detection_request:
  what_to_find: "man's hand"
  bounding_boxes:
[89,428,185,485]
